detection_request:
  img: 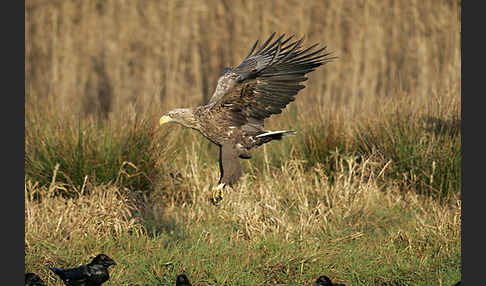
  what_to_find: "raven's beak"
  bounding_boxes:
[159,115,172,126]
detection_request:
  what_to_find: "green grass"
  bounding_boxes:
[25,109,167,197]
[355,111,461,200]
[25,103,461,201]
[25,201,460,285]
[25,115,461,284]
[25,91,461,286]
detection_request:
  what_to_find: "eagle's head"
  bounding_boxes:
[159,108,197,129]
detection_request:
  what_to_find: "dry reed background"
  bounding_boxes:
[26,0,460,117]
[25,0,461,285]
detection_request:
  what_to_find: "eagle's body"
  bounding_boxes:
[160,33,334,204]
[193,104,276,149]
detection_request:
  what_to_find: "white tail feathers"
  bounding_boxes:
[255,130,297,139]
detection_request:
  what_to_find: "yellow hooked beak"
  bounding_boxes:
[159,115,173,126]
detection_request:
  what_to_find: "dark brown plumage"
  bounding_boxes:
[160,33,334,204]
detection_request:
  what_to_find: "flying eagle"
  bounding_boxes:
[160,33,334,204]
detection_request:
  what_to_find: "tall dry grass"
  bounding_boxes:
[25,148,461,284]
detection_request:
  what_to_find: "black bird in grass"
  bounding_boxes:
[176,274,192,286]
[159,32,335,205]
[25,273,46,286]
[313,275,346,286]
[48,253,116,286]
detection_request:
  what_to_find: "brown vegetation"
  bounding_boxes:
[26,0,460,118]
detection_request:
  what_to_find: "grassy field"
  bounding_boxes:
[25,0,461,285]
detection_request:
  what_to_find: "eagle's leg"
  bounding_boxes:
[210,143,242,206]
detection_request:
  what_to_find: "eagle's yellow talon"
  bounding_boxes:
[210,183,225,206]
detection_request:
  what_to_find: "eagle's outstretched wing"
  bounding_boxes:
[208,33,335,133]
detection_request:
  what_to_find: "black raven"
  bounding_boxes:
[48,253,116,286]
[313,275,346,286]
[25,273,46,286]
[176,274,192,286]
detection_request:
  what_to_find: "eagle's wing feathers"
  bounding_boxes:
[208,33,335,131]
